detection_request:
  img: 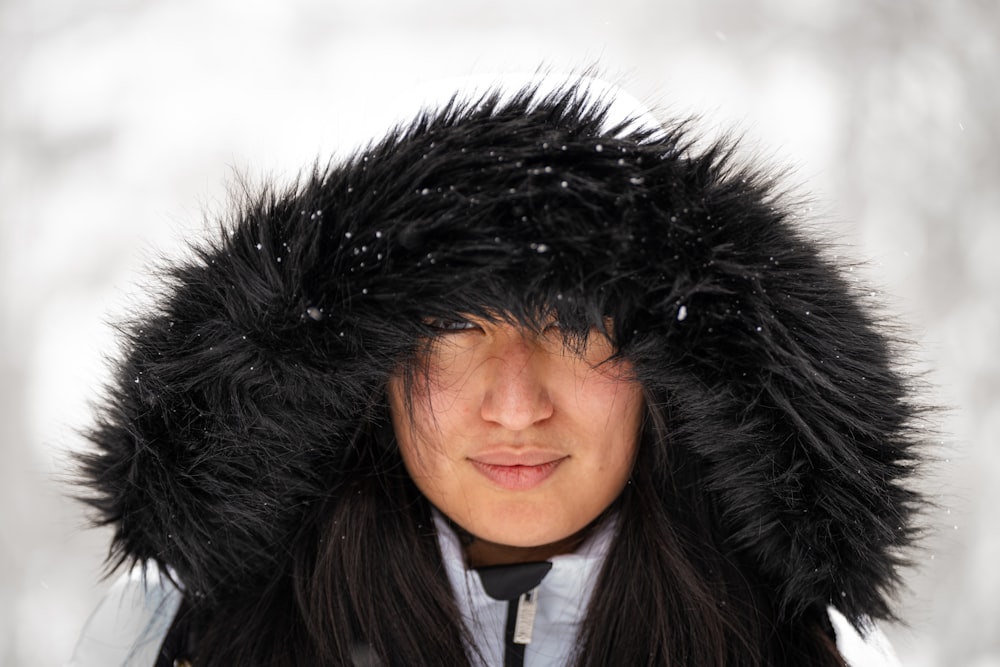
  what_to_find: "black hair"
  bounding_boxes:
[177,388,848,666]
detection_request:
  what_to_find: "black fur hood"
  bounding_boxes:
[80,81,924,628]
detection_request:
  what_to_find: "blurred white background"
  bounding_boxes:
[2,0,997,664]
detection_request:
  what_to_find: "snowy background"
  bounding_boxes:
[2,0,998,664]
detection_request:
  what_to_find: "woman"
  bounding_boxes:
[71,77,923,666]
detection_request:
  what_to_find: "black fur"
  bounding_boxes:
[78,82,925,629]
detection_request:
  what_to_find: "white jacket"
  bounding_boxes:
[69,520,903,667]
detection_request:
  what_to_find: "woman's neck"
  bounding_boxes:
[464,524,595,568]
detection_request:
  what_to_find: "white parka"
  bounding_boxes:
[70,516,903,667]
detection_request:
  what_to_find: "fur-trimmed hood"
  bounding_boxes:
[79,80,923,629]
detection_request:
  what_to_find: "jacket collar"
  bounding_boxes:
[433,510,616,666]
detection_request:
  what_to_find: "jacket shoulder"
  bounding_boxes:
[68,566,182,667]
[829,606,902,667]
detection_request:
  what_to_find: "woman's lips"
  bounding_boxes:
[468,455,567,491]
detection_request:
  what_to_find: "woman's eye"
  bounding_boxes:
[424,317,479,332]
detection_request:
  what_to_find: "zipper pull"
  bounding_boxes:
[513,587,539,645]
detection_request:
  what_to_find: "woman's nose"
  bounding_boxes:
[478,331,554,431]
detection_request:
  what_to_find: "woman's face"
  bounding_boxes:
[388,315,643,562]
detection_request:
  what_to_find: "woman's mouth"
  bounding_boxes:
[468,456,567,491]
